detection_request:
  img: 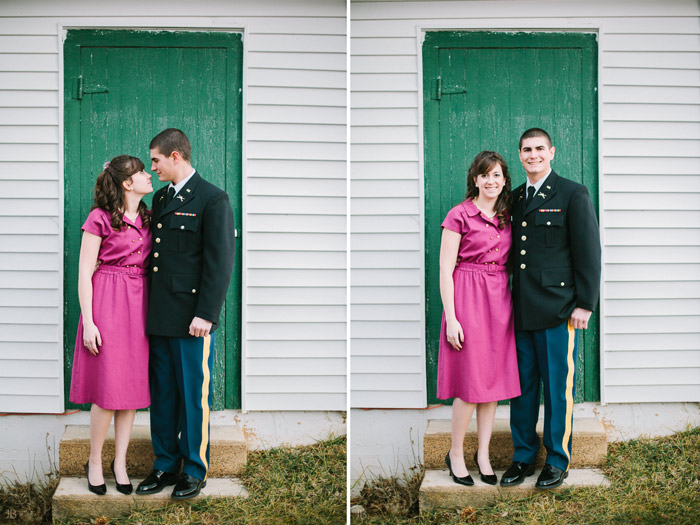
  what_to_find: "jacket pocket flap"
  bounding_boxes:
[172,275,201,294]
[170,216,199,232]
[540,268,574,288]
[535,212,564,227]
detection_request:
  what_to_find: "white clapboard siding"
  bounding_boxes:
[350,0,700,408]
[0,0,346,413]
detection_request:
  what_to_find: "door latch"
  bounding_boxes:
[74,76,109,100]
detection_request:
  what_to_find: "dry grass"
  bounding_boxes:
[353,427,700,524]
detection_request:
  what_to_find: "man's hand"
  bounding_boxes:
[569,307,592,330]
[189,316,213,338]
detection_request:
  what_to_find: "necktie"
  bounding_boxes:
[526,185,535,206]
[165,186,176,205]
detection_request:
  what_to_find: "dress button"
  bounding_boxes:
[485,224,489,228]
[154,252,159,258]
[137,251,141,254]
[495,248,499,251]
[490,236,493,239]
[521,235,527,241]
[561,282,565,287]
[139,237,142,241]
[132,239,135,242]
[157,223,162,229]
[497,235,500,238]
[156,238,161,243]
[520,249,526,255]
[520,263,526,269]
[180,225,185,230]
[153,266,159,272]
[522,221,527,227]
[192,289,197,293]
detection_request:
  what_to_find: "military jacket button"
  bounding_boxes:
[192,289,197,293]
[153,252,159,258]
[561,282,565,287]
[180,225,185,230]
[547,221,552,226]
[157,223,163,229]
[521,235,527,241]
[522,221,527,227]
[520,263,526,269]
[155,238,161,243]
[520,249,526,255]
[153,266,159,272]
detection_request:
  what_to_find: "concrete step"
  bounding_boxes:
[423,418,607,470]
[59,425,247,478]
[419,468,609,511]
[52,476,248,520]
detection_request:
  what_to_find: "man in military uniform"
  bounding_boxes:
[136,129,235,499]
[501,128,601,489]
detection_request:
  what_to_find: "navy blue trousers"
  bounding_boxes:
[509,321,578,471]
[149,333,215,481]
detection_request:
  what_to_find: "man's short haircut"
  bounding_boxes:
[519,128,552,150]
[150,128,191,161]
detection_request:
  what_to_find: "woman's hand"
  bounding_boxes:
[82,322,102,356]
[446,318,464,351]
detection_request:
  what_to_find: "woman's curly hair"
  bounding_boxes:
[465,150,512,230]
[92,155,150,230]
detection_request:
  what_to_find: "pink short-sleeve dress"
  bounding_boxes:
[436,200,521,403]
[69,208,152,410]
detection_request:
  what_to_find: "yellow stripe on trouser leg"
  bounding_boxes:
[199,334,212,480]
[562,323,576,471]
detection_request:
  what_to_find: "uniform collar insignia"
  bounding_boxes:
[546,185,552,190]
[186,188,191,193]
[176,194,185,202]
[538,192,547,199]
[159,194,164,201]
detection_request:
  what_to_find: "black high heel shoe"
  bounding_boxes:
[111,459,133,495]
[473,451,498,485]
[445,453,474,486]
[84,461,107,495]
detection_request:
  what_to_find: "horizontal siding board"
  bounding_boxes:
[247,34,346,53]
[606,281,700,299]
[1,324,58,342]
[605,228,700,246]
[605,385,700,403]
[247,214,346,233]
[604,210,700,228]
[351,108,418,126]
[605,350,700,368]
[351,91,419,108]
[247,177,346,196]
[604,122,700,141]
[606,332,700,351]
[351,55,418,73]
[352,282,422,302]
[353,373,422,391]
[0,72,58,89]
[247,251,346,269]
[352,268,421,286]
[0,108,58,126]
[0,53,58,72]
[351,232,420,251]
[350,390,424,408]
[352,356,423,374]
[605,264,700,282]
[352,125,418,143]
[246,375,345,393]
[352,320,422,339]
[247,269,346,288]
[0,377,59,395]
[247,304,346,322]
[604,192,699,210]
[352,197,420,215]
[1,180,58,199]
[247,232,346,251]
[247,123,346,143]
[602,85,700,105]
[0,306,58,325]
[351,73,418,92]
[604,174,700,192]
[603,51,700,70]
[602,103,700,122]
[247,287,345,305]
[351,338,423,357]
[247,322,346,340]
[604,33,700,52]
[606,298,700,316]
[0,217,59,234]
[246,358,346,375]
[0,394,62,413]
[247,52,345,71]
[0,236,59,253]
[605,246,700,264]
[0,162,59,180]
[352,303,421,321]
[248,68,346,89]
[0,359,60,377]
[0,289,57,307]
[350,160,420,179]
[246,340,346,359]
[351,37,417,56]
[352,215,421,233]
[247,104,345,124]
[606,315,700,334]
[247,196,346,215]
[247,159,345,179]
[351,179,419,197]
[0,91,59,107]
[0,342,58,360]
[245,393,345,411]
[0,253,58,271]
[246,141,346,161]
[352,250,421,269]
[247,86,345,107]
[607,368,700,386]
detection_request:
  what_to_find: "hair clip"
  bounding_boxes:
[103,161,110,170]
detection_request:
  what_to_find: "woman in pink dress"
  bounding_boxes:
[69,155,153,495]
[437,151,521,486]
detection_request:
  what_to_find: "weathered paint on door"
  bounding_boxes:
[423,32,599,405]
[63,30,243,409]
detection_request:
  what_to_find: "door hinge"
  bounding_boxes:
[431,76,467,100]
[74,75,109,100]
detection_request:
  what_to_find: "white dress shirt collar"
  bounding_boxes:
[168,168,196,195]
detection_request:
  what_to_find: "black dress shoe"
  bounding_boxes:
[110,459,133,495]
[473,452,497,485]
[500,461,535,486]
[445,453,474,487]
[535,464,568,489]
[171,473,207,500]
[84,461,107,496]
[136,470,179,495]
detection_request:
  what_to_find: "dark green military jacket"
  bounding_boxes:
[510,171,601,332]
[147,172,235,337]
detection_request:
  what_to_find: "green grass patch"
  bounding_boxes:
[3,435,346,524]
[353,427,700,524]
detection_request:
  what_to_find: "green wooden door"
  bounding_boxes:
[423,32,599,405]
[63,30,243,410]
